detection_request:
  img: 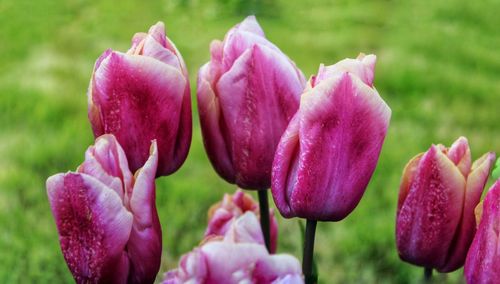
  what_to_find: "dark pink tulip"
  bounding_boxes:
[164,212,303,284]
[88,22,191,177]
[465,180,500,283]
[396,137,495,272]
[271,54,391,221]
[47,135,161,284]
[197,16,306,190]
[205,189,278,252]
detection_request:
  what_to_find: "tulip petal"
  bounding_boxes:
[197,63,236,183]
[396,145,466,268]
[147,21,167,48]
[315,54,377,86]
[447,136,471,177]
[253,254,302,283]
[440,152,495,272]
[91,51,188,176]
[201,242,268,283]
[222,30,280,72]
[465,181,500,283]
[216,45,303,189]
[223,212,265,245]
[142,35,182,70]
[272,114,300,218]
[79,134,133,200]
[235,15,265,37]
[397,153,423,214]
[46,173,133,283]
[126,141,162,284]
[287,73,390,220]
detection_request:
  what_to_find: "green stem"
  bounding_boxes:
[303,220,317,284]
[423,267,432,283]
[258,189,271,252]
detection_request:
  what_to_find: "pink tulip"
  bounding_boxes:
[205,189,278,253]
[164,212,302,284]
[47,135,161,283]
[197,16,305,189]
[271,54,391,221]
[396,137,495,272]
[464,180,500,283]
[88,22,191,177]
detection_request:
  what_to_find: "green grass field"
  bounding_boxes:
[1,0,499,282]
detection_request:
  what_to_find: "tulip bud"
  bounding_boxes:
[464,180,500,283]
[205,189,278,252]
[47,135,161,283]
[271,54,391,221]
[88,22,191,177]
[396,137,495,272]
[197,16,305,190]
[164,212,303,284]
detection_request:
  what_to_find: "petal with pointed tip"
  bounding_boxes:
[447,136,471,177]
[127,141,162,284]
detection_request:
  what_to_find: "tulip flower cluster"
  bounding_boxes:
[45,14,497,284]
[164,190,302,284]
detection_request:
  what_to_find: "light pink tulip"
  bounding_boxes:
[272,54,391,221]
[396,137,495,272]
[464,180,500,283]
[47,134,161,283]
[88,22,191,177]
[205,189,278,252]
[164,212,302,284]
[197,16,305,189]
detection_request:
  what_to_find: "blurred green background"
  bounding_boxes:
[1,0,499,283]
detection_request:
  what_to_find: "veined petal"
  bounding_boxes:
[396,145,466,268]
[440,152,495,272]
[127,141,162,284]
[91,51,187,176]
[216,45,302,189]
[46,173,132,284]
[289,73,390,220]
